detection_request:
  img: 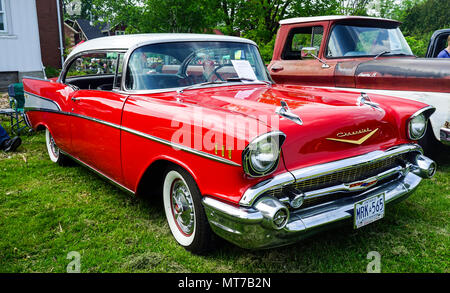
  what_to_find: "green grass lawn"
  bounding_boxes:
[0,122,449,273]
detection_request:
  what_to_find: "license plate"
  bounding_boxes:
[354,193,385,229]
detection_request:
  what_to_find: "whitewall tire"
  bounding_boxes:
[162,166,215,254]
[45,128,70,166]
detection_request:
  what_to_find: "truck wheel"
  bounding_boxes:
[45,128,71,166]
[162,166,215,254]
[418,126,441,157]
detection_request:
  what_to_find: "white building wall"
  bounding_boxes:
[0,0,43,74]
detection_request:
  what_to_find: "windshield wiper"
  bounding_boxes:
[226,77,272,85]
[176,80,227,94]
[374,51,391,60]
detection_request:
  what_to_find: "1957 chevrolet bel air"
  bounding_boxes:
[23,34,437,253]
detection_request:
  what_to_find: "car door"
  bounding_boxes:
[64,51,127,183]
[269,23,337,86]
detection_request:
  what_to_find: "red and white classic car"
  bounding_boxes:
[23,34,436,253]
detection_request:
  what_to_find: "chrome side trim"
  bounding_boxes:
[121,125,241,167]
[22,76,49,82]
[240,144,423,206]
[60,150,135,195]
[24,105,241,167]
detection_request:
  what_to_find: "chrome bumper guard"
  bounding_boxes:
[202,144,435,249]
[440,127,450,145]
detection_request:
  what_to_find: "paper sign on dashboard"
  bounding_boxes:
[231,60,258,81]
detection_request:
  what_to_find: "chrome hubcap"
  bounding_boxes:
[49,134,59,157]
[171,179,194,235]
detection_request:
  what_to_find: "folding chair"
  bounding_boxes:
[0,83,28,135]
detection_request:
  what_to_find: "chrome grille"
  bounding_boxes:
[266,153,407,199]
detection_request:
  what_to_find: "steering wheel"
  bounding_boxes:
[207,63,234,81]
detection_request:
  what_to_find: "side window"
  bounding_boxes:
[66,52,117,78]
[126,50,181,90]
[282,26,324,60]
[64,52,119,90]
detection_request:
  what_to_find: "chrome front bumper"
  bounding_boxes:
[202,144,435,249]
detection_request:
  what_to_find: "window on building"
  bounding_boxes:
[0,0,7,33]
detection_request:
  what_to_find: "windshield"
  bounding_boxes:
[125,41,269,91]
[327,25,413,58]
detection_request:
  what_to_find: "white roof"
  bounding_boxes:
[279,15,400,25]
[67,33,257,61]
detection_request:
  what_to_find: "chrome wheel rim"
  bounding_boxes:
[170,179,195,236]
[49,133,59,157]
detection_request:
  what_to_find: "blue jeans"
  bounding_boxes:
[0,124,10,146]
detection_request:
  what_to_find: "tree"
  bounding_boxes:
[232,0,295,44]
[402,0,450,35]
[143,0,219,33]
[334,0,372,15]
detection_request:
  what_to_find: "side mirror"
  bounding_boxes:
[301,47,318,59]
[300,47,330,69]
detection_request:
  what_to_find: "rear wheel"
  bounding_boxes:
[45,128,71,166]
[162,166,215,254]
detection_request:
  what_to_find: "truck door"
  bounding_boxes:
[269,23,336,86]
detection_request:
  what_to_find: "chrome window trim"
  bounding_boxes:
[121,41,267,93]
[58,49,128,84]
[239,143,423,206]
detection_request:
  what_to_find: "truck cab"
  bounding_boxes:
[269,16,450,148]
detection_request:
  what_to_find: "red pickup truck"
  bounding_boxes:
[269,16,450,150]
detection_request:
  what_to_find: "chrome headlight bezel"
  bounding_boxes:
[242,131,286,177]
[407,106,435,140]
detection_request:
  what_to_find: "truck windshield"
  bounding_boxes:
[125,41,270,91]
[327,25,413,58]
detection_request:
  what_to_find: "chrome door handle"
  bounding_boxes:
[271,65,284,72]
[71,97,80,102]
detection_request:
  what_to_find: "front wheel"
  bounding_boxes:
[45,128,71,166]
[162,166,215,254]
[418,126,441,157]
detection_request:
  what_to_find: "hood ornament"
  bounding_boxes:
[276,100,303,125]
[357,93,382,112]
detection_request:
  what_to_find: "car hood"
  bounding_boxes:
[181,84,414,171]
[335,57,450,93]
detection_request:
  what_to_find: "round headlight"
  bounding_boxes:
[243,131,286,177]
[250,138,279,173]
[408,113,427,140]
